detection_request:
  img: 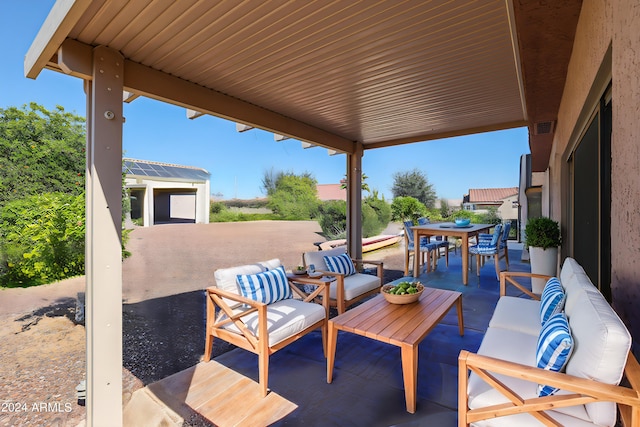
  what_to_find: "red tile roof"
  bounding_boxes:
[468,187,518,203]
[316,184,347,201]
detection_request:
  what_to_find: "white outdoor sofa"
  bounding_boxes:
[459,257,640,426]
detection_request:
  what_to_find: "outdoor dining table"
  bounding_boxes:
[411,223,493,285]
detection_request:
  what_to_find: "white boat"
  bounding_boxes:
[317,234,402,253]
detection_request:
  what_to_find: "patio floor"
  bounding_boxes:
[142,244,532,426]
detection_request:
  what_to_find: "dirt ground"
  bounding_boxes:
[0,221,406,427]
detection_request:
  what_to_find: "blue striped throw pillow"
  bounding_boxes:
[324,253,356,276]
[236,266,292,304]
[536,312,574,396]
[540,277,565,325]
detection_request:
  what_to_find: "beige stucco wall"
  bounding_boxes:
[550,0,612,222]
[610,0,640,337]
[497,195,518,220]
[549,0,640,341]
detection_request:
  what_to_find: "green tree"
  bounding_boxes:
[0,103,86,206]
[268,172,319,219]
[439,198,451,218]
[390,196,427,223]
[391,169,436,208]
[340,173,370,194]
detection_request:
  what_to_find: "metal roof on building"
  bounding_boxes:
[468,187,518,203]
[123,158,210,182]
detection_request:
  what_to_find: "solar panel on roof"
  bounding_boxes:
[123,159,209,181]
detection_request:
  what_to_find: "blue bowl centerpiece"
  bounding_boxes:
[455,218,471,227]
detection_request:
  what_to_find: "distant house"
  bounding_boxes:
[316,182,347,201]
[463,187,519,220]
[123,159,211,226]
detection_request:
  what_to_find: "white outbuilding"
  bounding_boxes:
[123,158,210,226]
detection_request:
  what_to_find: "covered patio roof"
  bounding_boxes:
[24,1,583,424]
[26,0,580,169]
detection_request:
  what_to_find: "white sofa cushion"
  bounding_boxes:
[329,273,380,300]
[565,288,631,426]
[488,296,541,336]
[467,408,600,427]
[563,272,601,317]
[222,298,325,347]
[559,257,587,286]
[469,327,592,425]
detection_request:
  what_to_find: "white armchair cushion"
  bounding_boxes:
[304,247,347,271]
[237,266,292,304]
[213,259,281,294]
[324,253,356,276]
[222,298,325,347]
[330,273,380,300]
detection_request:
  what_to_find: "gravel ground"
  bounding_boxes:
[0,221,406,426]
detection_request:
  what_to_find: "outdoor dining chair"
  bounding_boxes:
[417,217,450,267]
[468,223,504,280]
[403,220,439,276]
[477,221,511,269]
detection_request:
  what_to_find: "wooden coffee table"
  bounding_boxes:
[326,284,464,413]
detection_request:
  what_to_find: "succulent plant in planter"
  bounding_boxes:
[524,217,562,294]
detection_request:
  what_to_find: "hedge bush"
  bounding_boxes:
[0,193,85,287]
[317,196,391,240]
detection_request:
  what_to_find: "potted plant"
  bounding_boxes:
[524,217,561,294]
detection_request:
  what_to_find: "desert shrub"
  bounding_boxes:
[444,210,487,224]
[424,208,444,222]
[362,203,383,237]
[268,174,319,220]
[223,198,269,209]
[317,196,391,239]
[365,195,391,229]
[390,196,427,223]
[478,206,502,225]
[317,200,347,239]
[210,201,227,214]
[210,209,278,222]
[0,193,85,287]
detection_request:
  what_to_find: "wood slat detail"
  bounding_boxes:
[147,360,297,426]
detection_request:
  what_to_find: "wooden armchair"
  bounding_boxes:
[204,259,328,397]
[303,247,383,314]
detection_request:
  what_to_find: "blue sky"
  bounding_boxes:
[1,1,530,201]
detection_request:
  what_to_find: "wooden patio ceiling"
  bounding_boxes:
[26,0,581,171]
